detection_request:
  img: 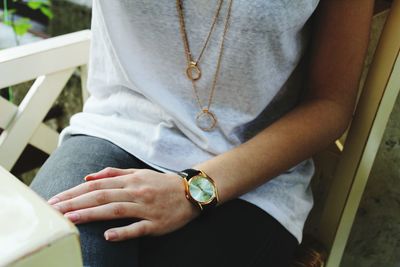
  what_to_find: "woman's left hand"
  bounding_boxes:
[47,167,200,241]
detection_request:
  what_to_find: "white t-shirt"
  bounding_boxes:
[59,0,319,243]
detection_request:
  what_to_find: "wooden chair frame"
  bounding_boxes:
[0,30,90,171]
[316,1,400,266]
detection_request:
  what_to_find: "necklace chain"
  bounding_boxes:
[176,0,233,131]
[177,0,224,69]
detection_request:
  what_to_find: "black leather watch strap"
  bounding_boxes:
[179,168,201,179]
[201,195,218,211]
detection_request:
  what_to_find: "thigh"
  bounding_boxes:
[30,134,152,200]
[31,134,154,267]
[139,199,299,267]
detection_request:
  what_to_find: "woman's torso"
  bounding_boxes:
[60,0,319,243]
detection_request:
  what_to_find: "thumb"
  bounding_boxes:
[104,220,152,241]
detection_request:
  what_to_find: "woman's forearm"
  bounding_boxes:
[194,0,374,204]
[194,97,350,203]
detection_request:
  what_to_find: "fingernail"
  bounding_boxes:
[48,197,60,205]
[105,231,118,241]
[65,212,80,222]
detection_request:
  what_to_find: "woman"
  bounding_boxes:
[31,0,374,266]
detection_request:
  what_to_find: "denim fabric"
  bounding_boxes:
[31,135,298,267]
[31,135,151,267]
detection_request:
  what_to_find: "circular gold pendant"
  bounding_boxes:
[196,109,217,131]
[186,61,201,81]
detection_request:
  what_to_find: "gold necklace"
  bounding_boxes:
[177,0,224,81]
[177,0,233,131]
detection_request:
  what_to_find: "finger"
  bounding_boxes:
[48,176,126,205]
[104,220,153,241]
[84,167,137,181]
[64,202,143,224]
[53,189,134,214]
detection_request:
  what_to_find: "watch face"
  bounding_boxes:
[188,176,216,203]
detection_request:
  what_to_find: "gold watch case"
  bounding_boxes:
[182,170,219,211]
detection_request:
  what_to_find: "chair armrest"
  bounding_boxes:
[0,166,83,267]
[0,30,91,88]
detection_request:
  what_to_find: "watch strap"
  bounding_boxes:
[179,168,201,179]
[201,195,218,211]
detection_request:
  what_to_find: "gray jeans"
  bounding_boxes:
[31,135,298,267]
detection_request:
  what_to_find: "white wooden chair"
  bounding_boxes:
[0,30,90,172]
[0,30,90,267]
[0,1,400,265]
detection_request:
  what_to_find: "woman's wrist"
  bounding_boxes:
[167,172,200,219]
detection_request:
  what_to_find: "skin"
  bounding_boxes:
[48,0,375,242]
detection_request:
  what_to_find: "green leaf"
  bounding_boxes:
[27,1,43,9]
[40,6,53,19]
[13,18,32,36]
[26,0,51,9]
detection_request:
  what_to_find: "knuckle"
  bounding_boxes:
[103,167,121,176]
[135,169,150,178]
[128,173,141,183]
[118,228,129,240]
[113,203,127,217]
[137,224,149,236]
[83,210,93,221]
[95,191,108,204]
[141,169,153,176]
[59,201,72,212]
[87,181,101,191]
[62,192,73,201]
[126,188,137,200]
[103,166,114,172]
[151,210,163,221]
[137,186,155,203]
[135,186,146,196]
[103,167,114,175]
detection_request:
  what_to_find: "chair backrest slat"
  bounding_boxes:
[0,30,90,89]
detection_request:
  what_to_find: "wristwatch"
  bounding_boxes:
[178,169,219,211]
